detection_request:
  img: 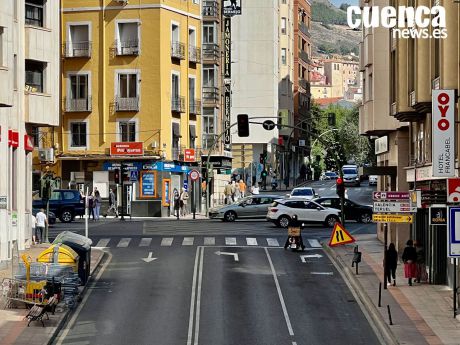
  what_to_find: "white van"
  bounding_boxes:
[342,165,360,187]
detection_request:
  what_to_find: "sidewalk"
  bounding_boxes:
[0,243,105,345]
[325,233,460,345]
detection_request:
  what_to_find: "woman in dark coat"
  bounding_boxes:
[173,189,180,220]
[402,239,417,286]
[385,243,398,286]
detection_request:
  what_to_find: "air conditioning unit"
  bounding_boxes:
[38,148,54,162]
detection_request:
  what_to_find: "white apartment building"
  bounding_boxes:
[0,0,59,263]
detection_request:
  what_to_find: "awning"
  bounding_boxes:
[172,123,181,138]
[189,125,197,139]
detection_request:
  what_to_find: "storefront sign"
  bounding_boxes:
[201,156,233,169]
[224,18,231,78]
[432,90,455,177]
[375,136,388,155]
[8,130,19,148]
[430,206,447,225]
[142,162,189,173]
[448,207,460,257]
[224,84,231,146]
[447,178,460,203]
[110,142,144,156]
[103,162,143,172]
[24,135,34,152]
[140,171,157,198]
[223,0,242,16]
[184,148,196,162]
[162,179,171,207]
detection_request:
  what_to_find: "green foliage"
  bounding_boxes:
[312,2,348,25]
[339,3,350,11]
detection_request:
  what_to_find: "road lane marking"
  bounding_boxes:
[308,239,322,248]
[187,247,200,345]
[139,238,152,247]
[94,238,110,248]
[215,251,239,261]
[161,237,174,246]
[310,272,333,275]
[204,237,215,245]
[194,247,204,345]
[246,237,258,246]
[183,237,194,246]
[116,238,131,248]
[225,237,237,245]
[264,248,294,336]
[266,238,279,246]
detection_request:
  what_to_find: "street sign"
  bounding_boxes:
[430,205,447,225]
[262,120,276,130]
[223,0,242,16]
[328,223,355,247]
[184,148,196,162]
[448,207,460,257]
[189,169,200,181]
[129,170,139,182]
[447,178,460,203]
[373,191,410,201]
[372,214,413,223]
[183,180,188,191]
[373,201,417,213]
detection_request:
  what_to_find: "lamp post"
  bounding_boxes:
[309,128,339,179]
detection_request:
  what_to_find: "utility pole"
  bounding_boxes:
[120,162,125,221]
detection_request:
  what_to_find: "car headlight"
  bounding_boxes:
[355,177,359,181]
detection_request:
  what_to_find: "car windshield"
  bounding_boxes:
[343,169,357,175]
[326,172,336,177]
[292,189,313,196]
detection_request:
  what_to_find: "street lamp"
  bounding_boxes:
[309,128,339,179]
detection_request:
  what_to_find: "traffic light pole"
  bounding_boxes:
[120,162,125,221]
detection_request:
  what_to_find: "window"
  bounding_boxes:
[32,127,40,148]
[189,28,196,46]
[68,25,90,57]
[202,108,215,134]
[63,191,76,200]
[70,122,87,147]
[171,23,179,43]
[189,77,195,102]
[117,22,139,55]
[369,73,373,100]
[203,23,216,44]
[25,60,45,93]
[172,73,180,99]
[0,27,3,67]
[118,73,137,98]
[25,0,44,27]
[119,121,136,142]
[203,65,216,87]
[70,74,88,100]
[281,18,286,34]
[260,197,273,205]
[282,0,286,3]
[50,191,61,200]
[189,125,196,149]
[13,54,17,89]
[281,48,286,65]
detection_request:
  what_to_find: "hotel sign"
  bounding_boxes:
[432,90,455,177]
[223,0,242,17]
[224,18,231,78]
[224,83,231,146]
[110,142,144,156]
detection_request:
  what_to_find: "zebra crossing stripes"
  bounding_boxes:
[225,237,237,245]
[139,238,152,247]
[246,238,258,246]
[161,237,174,246]
[182,237,194,246]
[266,238,279,247]
[95,238,110,248]
[308,239,322,248]
[204,237,215,245]
[117,238,131,248]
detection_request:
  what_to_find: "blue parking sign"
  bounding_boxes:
[448,207,460,257]
[183,180,188,191]
[130,170,139,181]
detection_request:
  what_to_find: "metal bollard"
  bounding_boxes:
[378,282,382,308]
[352,245,362,275]
[387,305,393,325]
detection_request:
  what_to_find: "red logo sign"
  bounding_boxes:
[24,135,34,152]
[436,92,450,131]
[8,130,19,148]
[447,179,460,203]
[110,142,143,156]
[184,148,196,162]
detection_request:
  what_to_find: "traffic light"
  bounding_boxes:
[336,177,345,198]
[114,169,121,184]
[237,114,250,137]
[328,113,336,127]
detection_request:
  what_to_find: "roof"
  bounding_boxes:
[313,97,343,106]
[310,71,325,82]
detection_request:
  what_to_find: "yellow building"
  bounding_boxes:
[57,0,201,217]
[310,85,333,99]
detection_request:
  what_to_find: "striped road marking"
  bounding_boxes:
[225,237,237,245]
[117,238,131,248]
[95,238,110,248]
[182,237,194,246]
[139,238,152,247]
[310,272,333,276]
[204,237,215,246]
[308,239,322,248]
[161,237,174,246]
[246,238,258,246]
[266,238,279,247]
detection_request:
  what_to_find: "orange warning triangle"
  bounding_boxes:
[328,222,355,247]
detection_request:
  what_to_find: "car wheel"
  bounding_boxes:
[325,215,339,227]
[360,213,372,224]
[224,211,237,222]
[278,215,291,228]
[60,210,73,223]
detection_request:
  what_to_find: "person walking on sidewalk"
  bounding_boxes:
[173,189,180,220]
[224,182,233,204]
[415,241,427,283]
[35,209,48,244]
[107,188,118,218]
[94,189,102,221]
[239,179,246,198]
[31,213,37,245]
[180,187,189,217]
[402,239,417,286]
[385,243,398,286]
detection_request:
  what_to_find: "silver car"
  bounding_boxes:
[209,195,280,222]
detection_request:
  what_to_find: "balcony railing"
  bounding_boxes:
[171,96,186,113]
[202,134,218,150]
[65,97,92,112]
[189,99,202,115]
[299,22,311,38]
[299,79,310,94]
[391,102,397,116]
[189,46,201,63]
[203,86,219,104]
[432,77,440,90]
[409,91,416,107]
[171,42,185,60]
[115,96,139,112]
[202,43,220,61]
[202,0,219,19]
[64,41,92,58]
[299,50,310,64]
[116,39,139,56]
[391,30,397,51]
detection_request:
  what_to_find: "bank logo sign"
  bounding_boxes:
[223,0,242,17]
[347,6,447,39]
[432,90,455,177]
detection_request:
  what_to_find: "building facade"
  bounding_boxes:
[0,0,60,261]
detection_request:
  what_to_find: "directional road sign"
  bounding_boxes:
[372,214,413,223]
[373,191,410,201]
[262,120,276,130]
[373,201,417,213]
[448,207,460,257]
[328,223,355,247]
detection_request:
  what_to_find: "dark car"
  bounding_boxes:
[32,189,85,223]
[32,208,57,225]
[313,197,373,223]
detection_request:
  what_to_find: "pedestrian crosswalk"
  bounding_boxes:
[92,236,323,249]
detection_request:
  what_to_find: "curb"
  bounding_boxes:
[46,249,107,345]
[323,244,399,345]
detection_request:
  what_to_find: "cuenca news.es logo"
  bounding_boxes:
[347,6,447,39]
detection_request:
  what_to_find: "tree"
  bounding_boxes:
[339,3,350,11]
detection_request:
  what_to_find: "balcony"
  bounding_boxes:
[65,97,92,112]
[202,0,219,20]
[299,50,310,64]
[171,96,186,113]
[202,43,220,62]
[432,77,440,90]
[115,96,139,112]
[116,39,139,56]
[189,99,202,115]
[409,91,416,107]
[299,22,311,38]
[203,86,219,105]
[391,30,397,51]
[391,102,397,116]
[64,41,92,58]
[189,45,201,63]
[171,42,185,60]
[299,79,310,94]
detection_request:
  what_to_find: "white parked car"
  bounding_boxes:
[287,187,318,200]
[266,198,341,228]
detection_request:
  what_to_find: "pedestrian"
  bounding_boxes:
[238,179,246,198]
[94,189,102,221]
[87,191,96,221]
[201,180,207,198]
[402,239,417,286]
[231,181,237,202]
[173,189,180,219]
[251,183,260,195]
[384,243,398,286]
[31,213,37,245]
[107,188,118,217]
[224,181,233,204]
[180,187,189,217]
[415,241,427,283]
[35,209,48,244]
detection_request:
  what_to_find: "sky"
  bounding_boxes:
[330,0,359,7]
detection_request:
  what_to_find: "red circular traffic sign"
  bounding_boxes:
[189,169,200,181]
